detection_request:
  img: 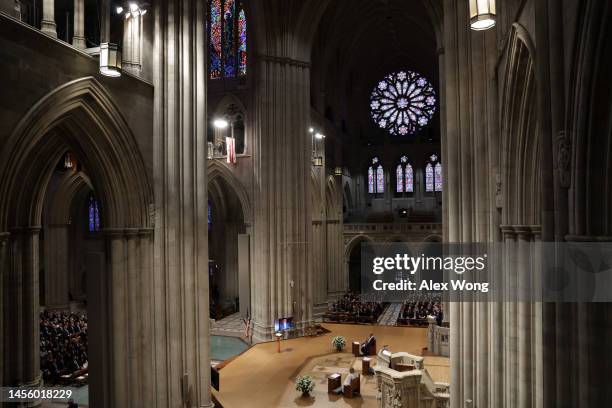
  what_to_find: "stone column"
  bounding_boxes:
[515,226,533,408]
[442,1,499,407]
[40,0,57,38]
[153,1,212,406]
[123,13,143,73]
[0,232,8,390]
[251,55,312,341]
[72,0,86,48]
[223,221,240,306]
[104,229,154,408]
[326,219,344,297]
[4,228,42,401]
[43,224,70,308]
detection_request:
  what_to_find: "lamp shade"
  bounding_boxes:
[469,0,496,31]
[99,43,122,77]
[313,156,323,167]
[334,166,342,176]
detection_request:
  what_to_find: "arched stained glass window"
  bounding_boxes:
[425,154,442,192]
[208,0,247,79]
[370,70,436,136]
[434,163,443,192]
[396,164,404,193]
[238,9,247,75]
[368,157,384,194]
[425,163,434,192]
[88,196,101,232]
[406,164,414,193]
[396,156,414,193]
[208,200,213,231]
[376,166,385,193]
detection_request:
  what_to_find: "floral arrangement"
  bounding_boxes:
[295,375,315,395]
[331,335,346,351]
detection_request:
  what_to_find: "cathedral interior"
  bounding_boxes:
[0,0,611,407]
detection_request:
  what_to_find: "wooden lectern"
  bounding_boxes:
[328,373,341,393]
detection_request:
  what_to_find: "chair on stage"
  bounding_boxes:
[343,375,360,398]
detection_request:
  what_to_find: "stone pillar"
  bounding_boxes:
[442,1,499,407]
[222,221,240,306]
[40,0,57,38]
[251,55,312,341]
[326,219,344,297]
[104,229,154,408]
[123,13,143,73]
[4,228,42,402]
[72,0,86,48]
[0,232,8,390]
[43,224,70,308]
[237,233,250,317]
[153,1,212,406]
[515,227,533,408]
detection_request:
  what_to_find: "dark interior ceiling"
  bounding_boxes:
[311,0,440,146]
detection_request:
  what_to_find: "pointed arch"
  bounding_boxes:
[207,160,252,224]
[499,24,539,226]
[0,77,152,230]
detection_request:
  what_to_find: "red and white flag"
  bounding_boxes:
[226,137,236,164]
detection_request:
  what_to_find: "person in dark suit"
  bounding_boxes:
[360,333,375,355]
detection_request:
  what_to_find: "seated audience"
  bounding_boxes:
[397,294,442,326]
[324,292,386,324]
[39,310,88,385]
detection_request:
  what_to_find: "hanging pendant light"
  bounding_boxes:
[469,0,496,31]
[99,43,122,77]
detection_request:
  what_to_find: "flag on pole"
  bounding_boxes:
[226,137,236,164]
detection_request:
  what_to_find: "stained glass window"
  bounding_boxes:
[88,196,101,232]
[238,8,247,75]
[426,154,442,192]
[425,163,434,192]
[370,70,436,136]
[208,200,213,231]
[406,164,414,193]
[396,164,404,193]
[396,156,414,194]
[209,0,222,79]
[434,163,443,192]
[208,0,247,79]
[376,165,385,193]
[368,157,384,194]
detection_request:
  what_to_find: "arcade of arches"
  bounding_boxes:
[1,0,611,407]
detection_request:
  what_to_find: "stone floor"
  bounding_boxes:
[211,312,246,337]
[376,303,402,326]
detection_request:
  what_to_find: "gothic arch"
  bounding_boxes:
[213,93,248,117]
[423,234,442,242]
[46,170,94,225]
[344,234,374,259]
[0,76,154,407]
[0,77,152,230]
[208,160,252,225]
[325,176,341,219]
[567,0,612,237]
[499,24,540,226]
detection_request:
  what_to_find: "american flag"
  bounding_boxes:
[226,137,236,164]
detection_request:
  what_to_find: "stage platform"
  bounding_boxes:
[215,323,449,407]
